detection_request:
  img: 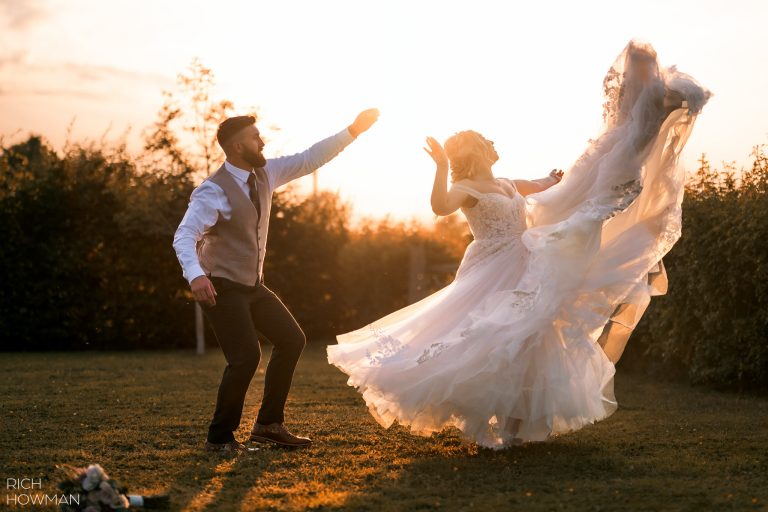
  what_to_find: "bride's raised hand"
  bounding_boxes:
[424,137,448,170]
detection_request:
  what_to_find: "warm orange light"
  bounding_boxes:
[1,1,766,220]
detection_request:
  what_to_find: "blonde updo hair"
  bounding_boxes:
[626,40,657,62]
[443,130,496,182]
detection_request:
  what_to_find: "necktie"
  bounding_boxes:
[247,172,261,219]
[247,171,263,284]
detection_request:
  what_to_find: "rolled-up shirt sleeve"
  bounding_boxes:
[172,182,223,284]
[266,128,355,189]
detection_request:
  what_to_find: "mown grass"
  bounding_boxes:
[1,344,766,511]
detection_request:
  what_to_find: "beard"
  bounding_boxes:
[242,146,267,168]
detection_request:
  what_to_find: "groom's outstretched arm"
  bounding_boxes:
[266,109,379,189]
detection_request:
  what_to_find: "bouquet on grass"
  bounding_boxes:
[56,464,169,510]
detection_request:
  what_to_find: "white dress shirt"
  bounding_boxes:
[173,128,355,283]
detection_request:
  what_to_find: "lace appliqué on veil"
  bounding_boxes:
[650,204,682,262]
[602,66,623,127]
[507,288,539,311]
[583,178,643,221]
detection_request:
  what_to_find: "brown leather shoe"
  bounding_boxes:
[250,423,312,447]
[203,440,259,454]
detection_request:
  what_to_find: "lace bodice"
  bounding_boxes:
[460,191,528,241]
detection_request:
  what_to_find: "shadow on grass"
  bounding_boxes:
[340,431,578,509]
[336,427,714,511]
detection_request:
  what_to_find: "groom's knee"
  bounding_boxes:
[231,346,260,375]
[284,329,306,358]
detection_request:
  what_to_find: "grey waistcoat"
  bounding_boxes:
[196,164,272,286]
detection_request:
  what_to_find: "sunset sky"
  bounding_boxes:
[1,0,767,220]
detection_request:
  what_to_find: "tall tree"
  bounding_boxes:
[142,58,239,178]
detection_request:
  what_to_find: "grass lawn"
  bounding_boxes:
[1,343,766,511]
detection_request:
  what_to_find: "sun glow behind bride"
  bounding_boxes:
[0,0,766,220]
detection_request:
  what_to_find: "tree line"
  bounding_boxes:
[624,148,768,390]
[0,60,765,391]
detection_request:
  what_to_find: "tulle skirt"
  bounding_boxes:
[327,231,619,448]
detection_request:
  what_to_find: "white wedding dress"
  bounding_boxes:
[327,41,711,448]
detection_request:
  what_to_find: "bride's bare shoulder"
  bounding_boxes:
[496,176,521,192]
[449,179,481,207]
[451,179,479,192]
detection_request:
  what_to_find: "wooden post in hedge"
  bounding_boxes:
[409,244,459,304]
[409,245,426,303]
[195,302,205,355]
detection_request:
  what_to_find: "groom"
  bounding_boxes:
[173,109,379,453]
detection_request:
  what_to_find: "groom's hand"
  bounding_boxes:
[348,108,380,138]
[191,275,217,306]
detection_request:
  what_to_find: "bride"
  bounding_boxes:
[327,40,711,448]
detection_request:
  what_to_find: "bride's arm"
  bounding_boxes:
[664,70,711,116]
[513,170,563,196]
[425,137,471,216]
